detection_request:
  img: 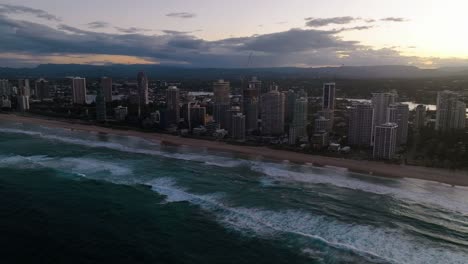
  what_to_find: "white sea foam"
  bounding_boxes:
[0,154,132,178]
[252,163,468,214]
[0,128,245,168]
[148,177,468,264]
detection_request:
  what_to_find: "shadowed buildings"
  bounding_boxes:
[388,103,409,145]
[261,89,285,135]
[72,77,86,105]
[35,78,50,101]
[101,77,113,103]
[373,122,398,160]
[436,90,466,132]
[242,88,259,132]
[166,86,180,126]
[213,79,231,128]
[348,103,374,147]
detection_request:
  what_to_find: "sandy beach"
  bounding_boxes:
[2,113,468,186]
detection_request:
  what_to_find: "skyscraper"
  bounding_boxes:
[436,90,466,132]
[285,90,297,124]
[231,113,246,140]
[322,82,336,110]
[35,78,50,100]
[372,92,397,143]
[388,103,409,145]
[248,76,262,94]
[261,89,285,135]
[0,79,10,96]
[414,105,427,130]
[213,79,231,128]
[72,77,86,105]
[348,103,374,146]
[242,88,259,132]
[373,123,398,160]
[189,105,207,129]
[95,86,106,122]
[18,79,31,97]
[101,77,113,103]
[292,97,308,138]
[166,86,180,125]
[137,71,149,107]
[17,95,29,112]
[314,116,332,133]
[225,106,241,135]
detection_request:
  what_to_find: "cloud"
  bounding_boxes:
[166,12,196,19]
[115,27,152,34]
[305,16,357,27]
[380,17,408,22]
[86,21,109,29]
[162,29,202,35]
[0,3,61,21]
[0,10,465,69]
[337,25,375,32]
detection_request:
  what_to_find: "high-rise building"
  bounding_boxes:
[189,105,207,129]
[18,79,30,97]
[35,78,50,100]
[248,76,263,94]
[436,90,466,132]
[72,77,87,105]
[166,86,180,125]
[0,79,11,96]
[372,92,397,128]
[285,90,297,124]
[388,103,409,145]
[137,72,149,108]
[114,106,128,121]
[414,105,427,130]
[322,82,336,110]
[292,97,308,138]
[373,122,398,160]
[231,113,246,140]
[314,116,332,133]
[17,95,29,112]
[242,88,259,132]
[225,106,241,134]
[261,89,285,135]
[348,103,374,146]
[95,87,106,121]
[101,77,113,103]
[213,79,231,128]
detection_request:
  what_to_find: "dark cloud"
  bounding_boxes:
[338,25,375,32]
[305,16,357,27]
[0,3,61,21]
[162,29,202,35]
[0,11,464,68]
[87,21,109,29]
[381,17,408,22]
[115,27,152,34]
[166,12,196,19]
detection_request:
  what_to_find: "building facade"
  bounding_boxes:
[101,77,113,103]
[166,86,180,125]
[388,103,409,145]
[348,103,374,146]
[322,82,336,110]
[261,89,285,135]
[72,77,86,105]
[436,90,466,132]
[373,122,398,160]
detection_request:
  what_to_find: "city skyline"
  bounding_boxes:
[0,0,467,68]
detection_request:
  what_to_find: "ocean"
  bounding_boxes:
[0,120,468,264]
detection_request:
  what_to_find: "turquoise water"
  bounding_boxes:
[1,121,468,263]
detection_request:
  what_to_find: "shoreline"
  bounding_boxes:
[2,113,468,187]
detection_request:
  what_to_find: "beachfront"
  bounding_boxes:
[1,113,468,187]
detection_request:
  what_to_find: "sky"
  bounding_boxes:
[0,0,467,68]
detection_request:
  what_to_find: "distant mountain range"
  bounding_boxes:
[0,64,467,79]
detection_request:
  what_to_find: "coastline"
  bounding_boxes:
[2,113,468,187]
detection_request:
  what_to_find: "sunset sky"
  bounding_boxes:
[1,0,467,68]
